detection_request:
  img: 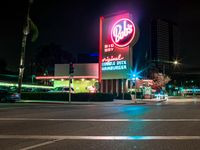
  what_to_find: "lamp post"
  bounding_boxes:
[152,59,179,75]
[162,64,165,75]
[133,74,137,102]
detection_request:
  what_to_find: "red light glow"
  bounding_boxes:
[99,16,104,84]
[111,18,135,47]
[36,76,98,80]
[102,54,124,62]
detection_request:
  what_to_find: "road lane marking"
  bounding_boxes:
[0,107,26,110]
[1,118,200,122]
[20,139,63,150]
[1,135,200,140]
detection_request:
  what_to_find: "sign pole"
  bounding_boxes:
[135,77,137,103]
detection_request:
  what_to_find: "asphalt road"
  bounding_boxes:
[0,100,200,150]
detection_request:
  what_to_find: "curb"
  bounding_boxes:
[18,100,147,105]
[18,100,70,105]
[18,100,118,105]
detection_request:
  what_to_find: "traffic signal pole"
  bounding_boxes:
[69,74,71,103]
[68,62,74,103]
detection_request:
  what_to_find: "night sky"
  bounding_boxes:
[0,0,199,72]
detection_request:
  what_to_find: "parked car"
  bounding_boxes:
[86,86,97,93]
[48,87,75,93]
[0,89,21,103]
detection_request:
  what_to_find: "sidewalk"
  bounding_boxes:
[166,98,200,103]
[18,99,145,105]
[168,96,200,99]
[18,97,200,105]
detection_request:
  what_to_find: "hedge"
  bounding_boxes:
[21,92,114,102]
[115,93,132,100]
[115,92,143,100]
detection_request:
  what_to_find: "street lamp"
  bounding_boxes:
[159,60,180,75]
[173,60,178,65]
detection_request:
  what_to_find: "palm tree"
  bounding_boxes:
[18,0,38,94]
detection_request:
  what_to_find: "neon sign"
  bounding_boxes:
[100,13,137,79]
[111,18,135,47]
[104,44,114,52]
[102,54,124,62]
[102,60,127,71]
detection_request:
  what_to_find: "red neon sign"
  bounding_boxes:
[102,54,124,62]
[111,18,135,47]
[36,76,98,80]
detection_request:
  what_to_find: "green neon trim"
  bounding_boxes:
[0,82,15,86]
[0,82,53,89]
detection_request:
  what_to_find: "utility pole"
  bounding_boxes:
[69,75,71,103]
[18,0,33,94]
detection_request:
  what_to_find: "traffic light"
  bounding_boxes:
[69,63,74,74]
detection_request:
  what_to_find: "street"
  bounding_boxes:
[0,100,200,150]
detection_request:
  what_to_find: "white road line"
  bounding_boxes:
[1,135,200,140]
[20,139,62,150]
[1,118,200,122]
[0,107,25,110]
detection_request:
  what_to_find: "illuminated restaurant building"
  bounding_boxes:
[36,63,99,93]
[36,12,140,95]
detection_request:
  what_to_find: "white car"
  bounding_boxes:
[48,87,75,93]
[153,92,168,101]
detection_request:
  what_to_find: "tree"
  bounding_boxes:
[148,66,171,90]
[18,0,38,94]
[33,43,74,76]
[151,72,171,90]
[0,59,7,73]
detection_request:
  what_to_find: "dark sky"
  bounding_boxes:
[0,0,199,72]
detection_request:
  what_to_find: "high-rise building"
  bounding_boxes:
[151,19,180,74]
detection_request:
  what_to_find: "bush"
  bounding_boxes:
[21,92,114,102]
[115,92,143,100]
[115,93,132,100]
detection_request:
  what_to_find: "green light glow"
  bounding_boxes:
[0,82,53,89]
[54,79,98,93]
[0,82,15,87]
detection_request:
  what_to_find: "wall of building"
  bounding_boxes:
[55,63,98,77]
[54,63,99,93]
